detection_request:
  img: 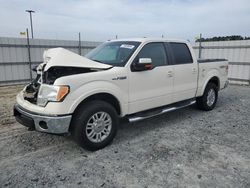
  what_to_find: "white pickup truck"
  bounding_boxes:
[14,38,228,150]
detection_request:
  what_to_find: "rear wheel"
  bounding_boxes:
[196,83,218,111]
[71,100,118,151]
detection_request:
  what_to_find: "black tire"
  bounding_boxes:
[196,83,218,111]
[71,100,118,151]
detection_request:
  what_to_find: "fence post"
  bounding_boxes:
[26,28,32,81]
[78,32,81,55]
[198,33,202,59]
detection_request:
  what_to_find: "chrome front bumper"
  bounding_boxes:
[14,104,72,134]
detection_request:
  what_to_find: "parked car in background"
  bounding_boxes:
[14,38,228,150]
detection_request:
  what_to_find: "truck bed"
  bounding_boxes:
[196,59,228,97]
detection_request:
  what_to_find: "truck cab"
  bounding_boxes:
[14,38,228,150]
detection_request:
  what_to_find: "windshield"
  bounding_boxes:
[85,41,141,66]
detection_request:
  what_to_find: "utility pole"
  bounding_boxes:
[26,28,32,81]
[198,33,202,59]
[26,10,35,38]
[78,32,81,55]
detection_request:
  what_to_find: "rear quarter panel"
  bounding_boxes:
[196,61,228,96]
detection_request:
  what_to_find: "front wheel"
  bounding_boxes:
[196,83,218,111]
[71,100,118,151]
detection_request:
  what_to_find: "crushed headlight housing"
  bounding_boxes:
[37,85,69,107]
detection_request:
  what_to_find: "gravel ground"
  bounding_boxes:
[0,85,250,188]
[0,85,24,125]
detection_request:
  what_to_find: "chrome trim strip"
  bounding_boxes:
[128,101,196,123]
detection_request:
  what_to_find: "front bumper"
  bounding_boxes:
[13,104,72,134]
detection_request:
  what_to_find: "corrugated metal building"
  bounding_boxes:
[0,37,250,85]
[0,37,101,85]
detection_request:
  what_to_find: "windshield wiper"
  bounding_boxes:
[92,59,103,63]
[91,59,114,67]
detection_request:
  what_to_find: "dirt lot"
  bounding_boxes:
[0,85,250,188]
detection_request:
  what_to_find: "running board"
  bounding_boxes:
[128,99,196,123]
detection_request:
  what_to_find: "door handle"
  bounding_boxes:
[201,68,206,77]
[192,68,197,74]
[167,71,173,77]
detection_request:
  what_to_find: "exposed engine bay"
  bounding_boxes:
[43,66,98,84]
[23,66,102,104]
[23,74,41,104]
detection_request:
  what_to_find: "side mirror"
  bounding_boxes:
[132,58,152,71]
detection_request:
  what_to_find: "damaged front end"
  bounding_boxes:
[23,47,112,105]
[23,65,105,105]
[23,63,45,104]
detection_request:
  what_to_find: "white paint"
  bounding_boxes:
[43,48,111,71]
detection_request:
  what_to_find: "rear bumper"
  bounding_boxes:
[222,80,229,89]
[13,104,72,134]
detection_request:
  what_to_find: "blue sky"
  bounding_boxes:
[0,0,249,42]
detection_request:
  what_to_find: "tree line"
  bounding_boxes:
[196,35,250,42]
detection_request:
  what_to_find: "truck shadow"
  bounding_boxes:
[115,104,200,144]
[114,96,230,146]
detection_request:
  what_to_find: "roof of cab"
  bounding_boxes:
[108,37,188,43]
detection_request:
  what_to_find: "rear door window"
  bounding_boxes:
[169,43,193,64]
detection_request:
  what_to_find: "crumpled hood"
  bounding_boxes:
[43,47,112,71]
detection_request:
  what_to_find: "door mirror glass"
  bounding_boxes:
[138,58,152,64]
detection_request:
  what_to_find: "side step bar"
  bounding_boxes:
[128,99,196,123]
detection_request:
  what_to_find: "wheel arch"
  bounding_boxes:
[208,76,220,89]
[202,76,220,95]
[72,92,121,116]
